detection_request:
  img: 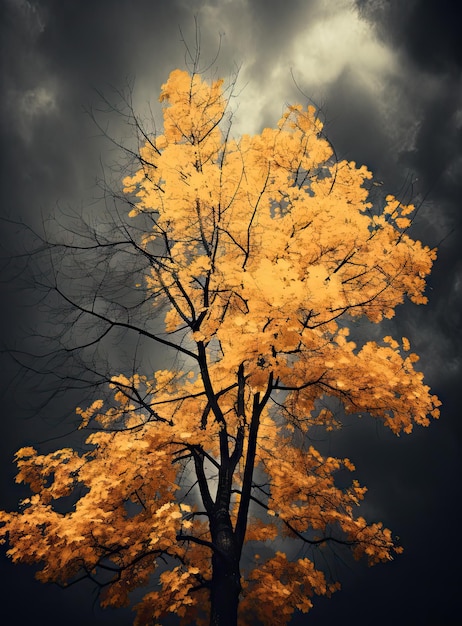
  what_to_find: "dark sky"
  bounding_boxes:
[1,1,461,624]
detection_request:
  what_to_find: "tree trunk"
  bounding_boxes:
[209,512,241,626]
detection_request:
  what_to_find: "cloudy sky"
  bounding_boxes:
[1,0,461,624]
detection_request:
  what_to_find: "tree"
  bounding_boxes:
[0,68,440,626]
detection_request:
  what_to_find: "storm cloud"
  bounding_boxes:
[1,1,460,624]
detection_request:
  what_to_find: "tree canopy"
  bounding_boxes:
[0,68,440,626]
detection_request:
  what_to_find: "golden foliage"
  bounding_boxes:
[1,68,440,625]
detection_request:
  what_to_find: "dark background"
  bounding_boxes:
[1,1,461,624]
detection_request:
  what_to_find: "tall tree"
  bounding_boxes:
[0,69,440,626]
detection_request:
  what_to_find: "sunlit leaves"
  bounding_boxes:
[0,67,441,625]
[239,552,334,625]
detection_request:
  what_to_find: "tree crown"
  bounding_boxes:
[1,68,440,626]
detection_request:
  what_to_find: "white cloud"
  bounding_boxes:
[19,86,57,117]
[289,2,396,91]
[225,0,398,137]
[6,84,59,144]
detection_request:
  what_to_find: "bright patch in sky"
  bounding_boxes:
[230,1,396,136]
[289,4,396,90]
[20,86,56,117]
